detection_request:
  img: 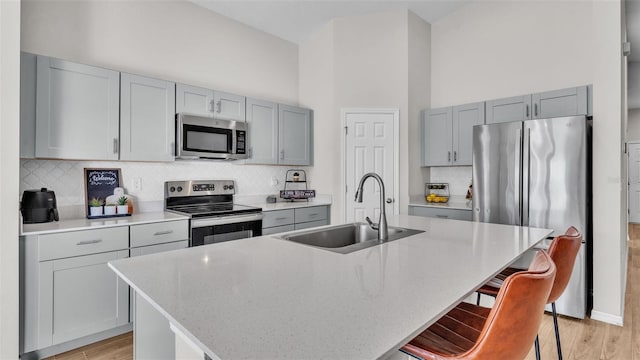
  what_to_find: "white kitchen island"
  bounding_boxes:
[108,215,552,360]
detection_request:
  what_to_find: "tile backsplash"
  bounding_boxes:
[429,166,472,196]
[20,159,307,207]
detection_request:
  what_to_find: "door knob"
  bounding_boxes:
[386,198,393,204]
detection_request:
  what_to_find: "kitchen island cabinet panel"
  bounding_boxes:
[35,56,120,160]
[408,205,472,221]
[120,73,175,162]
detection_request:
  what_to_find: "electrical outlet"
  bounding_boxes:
[133,178,142,192]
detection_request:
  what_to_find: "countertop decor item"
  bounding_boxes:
[281,169,315,201]
[21,188,59,224]
[425,183,450,203]
[84,168,131,219]
[266,195,277,203]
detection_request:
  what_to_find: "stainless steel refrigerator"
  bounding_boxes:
[472,115,590,319]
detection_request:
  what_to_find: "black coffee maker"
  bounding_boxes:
[21,188,59,223]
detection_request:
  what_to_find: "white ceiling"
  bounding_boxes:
[191,0,470,44]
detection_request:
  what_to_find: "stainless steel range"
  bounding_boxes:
[165,180,263,247]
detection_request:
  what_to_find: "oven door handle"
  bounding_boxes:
[191,213,264,228]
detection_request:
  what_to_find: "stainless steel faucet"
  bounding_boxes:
[354,172,388,241]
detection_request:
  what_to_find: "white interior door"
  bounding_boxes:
[629,142,640,223]
[344,109,398,223]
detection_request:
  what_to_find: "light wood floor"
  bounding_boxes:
[49,225,640,360]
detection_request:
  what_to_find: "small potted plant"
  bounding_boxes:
[89,197,104,217]
[104,202,116,215]
[117,196,128,215]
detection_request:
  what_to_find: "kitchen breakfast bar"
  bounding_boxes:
[108,215,552,360]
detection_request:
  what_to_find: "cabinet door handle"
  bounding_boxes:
[249,147,253,158]
[526,104,530,118]
[113,138,118,154]
[154,230,173,236]
[275,217,289,221]
[216,100,221,113]
[308,213,318,217]
[534,103,538,117]
[208,100,214,113]
[280,150,285,160]
[454,151,457,162]
[448,151,451,162]
[77,239,102,246]
[435,215,449,219]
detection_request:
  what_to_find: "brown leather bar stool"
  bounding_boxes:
[476,227,582,360]
[401,250,556,360]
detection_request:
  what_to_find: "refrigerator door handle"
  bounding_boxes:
[522,127,531,226]
[515,129,522,225]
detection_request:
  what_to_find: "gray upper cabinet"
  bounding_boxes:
[486,86,589,124]
[422,107,453,166]
[532,86,588,119]
[120,73,175,161]
[213,90,246,121]
[485,95,532,124]
[422,103,484,167]
[35,56,120,160]
[279,105,313,165]
[20,52,37,158]
[176,83,214,117]
[452,102,484,165]
[245,98,278,164]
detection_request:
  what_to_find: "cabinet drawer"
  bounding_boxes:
[295,206,328,223]
[262,225,295,236]
[294,220,329,231]
[130,220,188,248]
[408,206,472,221]
[38,227,129,261]
[262,209,295,228]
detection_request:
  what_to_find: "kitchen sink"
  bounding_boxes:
[278,222,424,254]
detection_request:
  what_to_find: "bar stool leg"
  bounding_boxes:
[534,335,541,360]
[476,293,481,305]
[552,302,563,360]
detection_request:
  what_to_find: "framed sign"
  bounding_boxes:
[84,168,122,217]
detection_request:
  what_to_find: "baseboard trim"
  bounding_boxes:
[591,310,624,326]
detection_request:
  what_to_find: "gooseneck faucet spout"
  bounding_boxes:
[354,172,388,241]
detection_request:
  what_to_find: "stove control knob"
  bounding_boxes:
[176,186,183,192]
[223,185,229,190]
[228,185,234,190]
[169,186,176,192]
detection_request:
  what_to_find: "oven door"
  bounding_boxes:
[190,213,263,247]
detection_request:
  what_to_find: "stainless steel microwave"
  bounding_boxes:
[176,113,248,160]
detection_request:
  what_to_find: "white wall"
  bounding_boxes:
[0,0,21,357]
[300,10,430,223]
[21,0,298,104]
[431,0,626,323]
[19,0,304,216]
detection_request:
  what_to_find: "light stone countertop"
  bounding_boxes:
[109,215,551,360]
[235,194,332,211]
[408,195,472,211]
[20,211,189,236]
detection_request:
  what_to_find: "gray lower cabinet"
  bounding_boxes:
[120,73,175,161]
[486,86,589,124]
[408,206,472,221]
[21,227,130,354]
[262,206,329,235]
[422,102,483,167]
[35,55,120,160]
